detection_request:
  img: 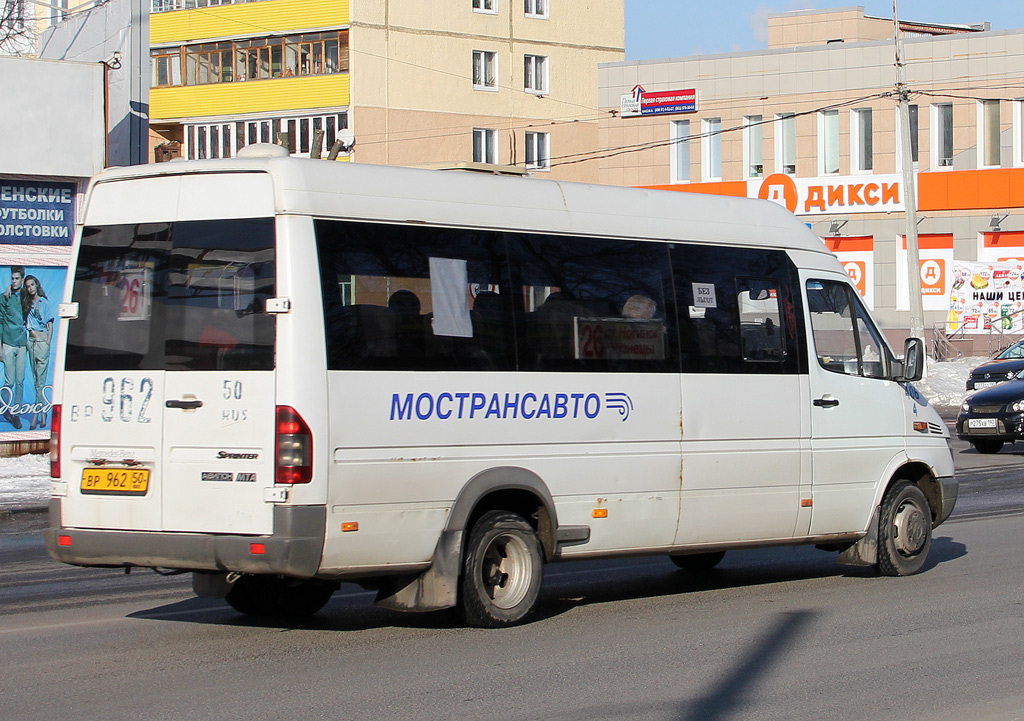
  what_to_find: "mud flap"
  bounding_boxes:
[375,529,463,612]
[837,506,879,567]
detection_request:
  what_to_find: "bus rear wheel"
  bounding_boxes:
[461,511,543,628]
[225,575,335,618]
[875,481,932,577]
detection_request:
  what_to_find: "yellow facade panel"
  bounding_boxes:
[151,0,349,44]
[151,75,350,120]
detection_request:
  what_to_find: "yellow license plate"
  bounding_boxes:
[81,468,150,496]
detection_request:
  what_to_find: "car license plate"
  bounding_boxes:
[81,468,150,495]
[968,418,998,429]
[974,382,997,389]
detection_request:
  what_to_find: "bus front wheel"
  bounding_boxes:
[875,481,932,577]
[461,511,543,628]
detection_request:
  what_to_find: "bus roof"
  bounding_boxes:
[89,155,832,256]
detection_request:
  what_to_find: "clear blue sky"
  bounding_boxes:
[625,1,1024,60]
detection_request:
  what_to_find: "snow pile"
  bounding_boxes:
[0,452,49,512]
[918,356,978,411]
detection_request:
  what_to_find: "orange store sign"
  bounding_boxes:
[753,174,904,216]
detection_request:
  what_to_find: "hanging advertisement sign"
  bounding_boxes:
[947,260,1024,334]
[620,85,698,117]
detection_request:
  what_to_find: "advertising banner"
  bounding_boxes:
[0,180,75,440]
[948,260,1024,334]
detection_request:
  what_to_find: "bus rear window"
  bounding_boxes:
[65,219,276,371]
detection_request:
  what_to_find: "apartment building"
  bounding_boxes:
[598,7,1024,347]
[149,0,624,181]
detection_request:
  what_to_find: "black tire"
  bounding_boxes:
[875,481,933,577]
[225,575,335,618]
[670,551,726,573]
[972,439,1004,454]
[460,510,544,628]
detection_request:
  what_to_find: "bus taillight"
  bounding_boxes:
[276,406,312,484]
[50,404,61,479]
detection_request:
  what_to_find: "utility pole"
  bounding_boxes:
[894,0,927,357]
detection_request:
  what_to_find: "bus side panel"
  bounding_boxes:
[674,373,809,545]
[318,372,683,571]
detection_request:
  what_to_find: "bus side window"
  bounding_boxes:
[806,279,889,378]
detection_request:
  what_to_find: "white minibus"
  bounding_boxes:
[46,146,956,627]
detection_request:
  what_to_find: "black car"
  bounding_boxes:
[956,379,1024,453]
[966,339,1024,390]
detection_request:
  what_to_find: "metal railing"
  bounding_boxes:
[932,308,1024,360]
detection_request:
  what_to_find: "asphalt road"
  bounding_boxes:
[1,430,1023,721]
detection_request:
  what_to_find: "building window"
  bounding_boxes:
[50,0,67,26]
[473,128,498,164]
[473,50,498,90]
[152,49,183,86]
[473,0,496,13]
[184,112,348,160]
[151,31,348,88]
[776,113,796,175]
[152,0,272,11]
[932,103,953,168]
[702,118,722,182]
[743,115,763,178]
[979,99,1001,168]
[819,109,839,175]
[524,0,547,18]
[670,119,690,183]
[524,54,548,94]
[525,131,549,169]
[851,108,873,172]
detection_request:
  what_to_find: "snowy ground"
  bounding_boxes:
[0,359,982,513]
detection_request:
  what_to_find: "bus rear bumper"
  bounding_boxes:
[44,500,326,578]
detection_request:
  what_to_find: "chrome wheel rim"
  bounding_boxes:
[892,498,928,557]
[481,533,532,609]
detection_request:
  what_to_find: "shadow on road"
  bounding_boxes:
[128,542,957,634]
[675,610,818,721]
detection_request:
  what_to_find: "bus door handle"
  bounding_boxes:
[166,399,204,410]
[813,396,840,408]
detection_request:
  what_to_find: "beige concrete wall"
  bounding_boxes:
[349,0,623,179]
[353,105,600,182]
[599,28,1024,186]
[768,8,893,49]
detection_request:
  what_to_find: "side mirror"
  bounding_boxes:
[897,337,924,382]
